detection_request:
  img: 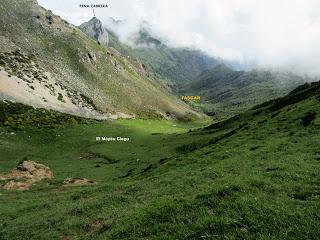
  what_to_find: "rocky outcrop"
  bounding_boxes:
[0,161,53,190]
[80,17,109,46]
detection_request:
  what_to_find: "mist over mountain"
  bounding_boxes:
[39,0,320,77]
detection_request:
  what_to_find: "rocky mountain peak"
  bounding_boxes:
[80,17,109,46]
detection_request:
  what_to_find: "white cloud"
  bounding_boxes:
[38,0,320,76]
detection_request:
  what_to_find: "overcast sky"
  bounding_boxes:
[38,0,320,76]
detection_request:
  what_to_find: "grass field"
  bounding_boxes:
[0,82,320,239]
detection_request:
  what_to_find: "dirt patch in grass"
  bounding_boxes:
[63,177,96,187]
[84,218,110,233]
[81,151,118,164]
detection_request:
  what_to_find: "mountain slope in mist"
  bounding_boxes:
[182,64,310,118]
[79,17,314,121]
[131,28,220,85]
[97,21,220,87]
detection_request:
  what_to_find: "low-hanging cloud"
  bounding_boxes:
[39,0,320,76]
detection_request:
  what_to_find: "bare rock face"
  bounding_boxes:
[0,161,53,190]
[80,17,109,46]
[17,161,36,172]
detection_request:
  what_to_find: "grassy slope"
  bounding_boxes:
[0,82,319,239]
[0,0,193,119]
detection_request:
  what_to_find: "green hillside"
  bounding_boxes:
[0,0,196,119]
[183,64,308,119]
[0,81,319,239]
[105,27,219,87]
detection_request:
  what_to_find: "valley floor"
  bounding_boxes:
[0,87,319,239]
